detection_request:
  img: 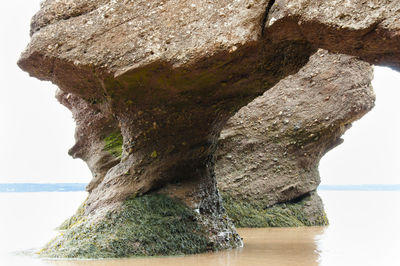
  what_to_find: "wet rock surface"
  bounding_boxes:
[17,0,399,258]
[41,194,241,258]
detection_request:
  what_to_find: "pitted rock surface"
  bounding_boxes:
[264,0,400,69]
[216,50,375,209]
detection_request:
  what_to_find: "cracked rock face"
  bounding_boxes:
[215,50,375,221]
[17,0,400,258]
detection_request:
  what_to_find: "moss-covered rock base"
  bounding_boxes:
[40,194,241,259]
[222,191,329,228]
[58,198,87,230]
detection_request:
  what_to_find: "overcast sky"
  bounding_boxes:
[0,1,399,184]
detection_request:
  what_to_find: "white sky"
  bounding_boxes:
[0,1,91,183]
[0,1,399,184]
[319,66,400,185]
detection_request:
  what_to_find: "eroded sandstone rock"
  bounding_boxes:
[56,90,120,192]
[17,0,399,258]
[216,50,375,226]
[18,0,316,215]
[264,0,400,70]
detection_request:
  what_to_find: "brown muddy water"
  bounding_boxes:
[48,227,324,266]
[1,191,400,266]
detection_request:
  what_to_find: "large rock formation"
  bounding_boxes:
[216,50,375,227]
[18,0,399,258]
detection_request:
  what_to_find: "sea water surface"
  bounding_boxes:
[1,190,399,266]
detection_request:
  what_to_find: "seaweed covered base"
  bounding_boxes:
[222,191,329,228]
[40,194,242,258]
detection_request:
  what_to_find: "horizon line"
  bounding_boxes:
[1,183,400,193]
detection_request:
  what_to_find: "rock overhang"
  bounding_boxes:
[264,0,400,70]
[19,0,270,80]
[16,0,400,258]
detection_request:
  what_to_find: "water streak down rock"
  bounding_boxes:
[17,0,400,258]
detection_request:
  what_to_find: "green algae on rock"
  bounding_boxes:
[222,192,328,228]
[103,132,123,158]
[58,198,87,230]
[40,194,238,258]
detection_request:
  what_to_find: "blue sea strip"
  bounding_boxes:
[0,183,400,192]
[0,183,87,192]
